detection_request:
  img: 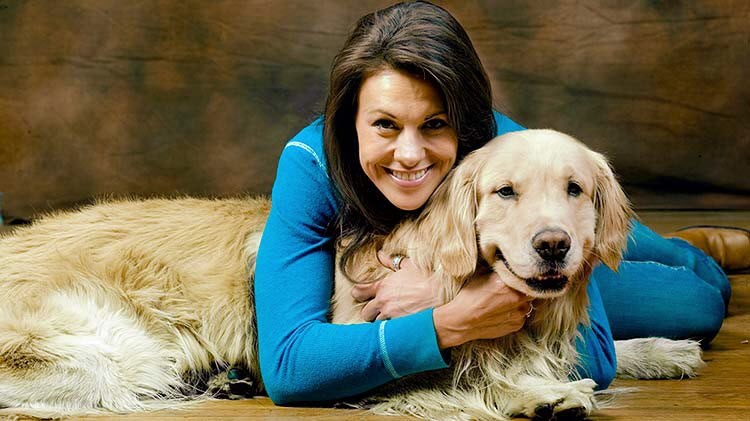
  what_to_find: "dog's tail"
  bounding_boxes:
[0,288,191,417]
[614,338,705,380]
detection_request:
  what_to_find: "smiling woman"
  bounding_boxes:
[354,68,458,211]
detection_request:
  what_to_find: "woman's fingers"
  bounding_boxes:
[361,299,381,322]
[351,281,379,302]
[523,301,535,318]
[377,250,409,271]
[358,250,438,321]
[377,250,394,270]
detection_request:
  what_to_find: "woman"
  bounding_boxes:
[254,0,737,404]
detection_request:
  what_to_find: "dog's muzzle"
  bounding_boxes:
[495,249,569,293]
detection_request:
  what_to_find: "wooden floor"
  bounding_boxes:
[19,212,750,420]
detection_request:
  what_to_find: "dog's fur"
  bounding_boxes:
[0,130,704,419]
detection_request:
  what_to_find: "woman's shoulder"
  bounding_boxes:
[493,110,526,135]
[272,116,339,219]
[283,116,327,174]
[274,116,338,212]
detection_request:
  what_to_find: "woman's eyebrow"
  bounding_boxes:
[364,109,397,119]
[365,109,446,120]
[423,111,447,121]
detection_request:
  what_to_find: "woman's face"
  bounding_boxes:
[355,68,458,211]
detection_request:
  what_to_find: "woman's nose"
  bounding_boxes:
[393,130,425,167]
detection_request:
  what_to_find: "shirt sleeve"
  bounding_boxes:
[254,128,448,405]
[492,110,616,389]
[574,278,617,390]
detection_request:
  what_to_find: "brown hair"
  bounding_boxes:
[323,1,497,273]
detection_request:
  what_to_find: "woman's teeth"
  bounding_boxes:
[390,167,428,181]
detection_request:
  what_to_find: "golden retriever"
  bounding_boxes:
[0,130,703,419]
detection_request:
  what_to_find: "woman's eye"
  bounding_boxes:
[567,182,583,197]
[423,119,448,130]
[496,186,515,198]
[374,119,397,130]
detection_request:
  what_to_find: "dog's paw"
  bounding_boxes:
[615,338,705,379]
[532,403,588,421]
[511,378,597,420]
[205,367,259,400]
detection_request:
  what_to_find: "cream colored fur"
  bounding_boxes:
[0,130,703,419]
[0,198,269,416]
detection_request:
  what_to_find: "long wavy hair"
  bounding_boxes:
[323,1,497,273]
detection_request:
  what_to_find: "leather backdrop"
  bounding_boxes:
[0,0,748,219]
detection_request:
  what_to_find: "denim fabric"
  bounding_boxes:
[593,220,731,344]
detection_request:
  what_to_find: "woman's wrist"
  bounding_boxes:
[433,303,467,349]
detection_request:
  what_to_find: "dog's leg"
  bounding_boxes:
[504,376,597,420]
[205,367,260,400]
[365,386,508,421]
[0,291,187,416]
[366,378,594,421]
[615,338,705,379]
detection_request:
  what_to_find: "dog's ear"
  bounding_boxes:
[590,150,633,270]
[417,148,486,279]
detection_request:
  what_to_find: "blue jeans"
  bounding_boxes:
[593,220,731,344]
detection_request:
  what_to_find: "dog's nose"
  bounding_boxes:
[532,229,571,262]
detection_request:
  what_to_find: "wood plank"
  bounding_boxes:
[1,1,748,218]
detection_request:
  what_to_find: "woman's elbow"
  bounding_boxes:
[261,372,300,405]
[593,358,616,390]
[260,362,325,405]
[264,386,291,406]
[576,340,617,390]
[589,347,617,391]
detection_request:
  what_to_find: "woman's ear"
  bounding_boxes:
[590,150,633,270]
[418,148,486,279]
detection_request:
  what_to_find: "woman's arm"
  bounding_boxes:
[353,254,533,347]
[254,122,448,404]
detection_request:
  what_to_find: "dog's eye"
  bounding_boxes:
[496,186,515,198]
[567,182,583,197]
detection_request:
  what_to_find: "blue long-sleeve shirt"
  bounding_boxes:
[254,112,616,404]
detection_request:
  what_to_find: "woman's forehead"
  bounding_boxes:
[357,69,446,117]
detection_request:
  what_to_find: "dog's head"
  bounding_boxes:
[422,129,632,298]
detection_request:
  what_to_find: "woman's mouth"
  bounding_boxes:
[386,166,431,186]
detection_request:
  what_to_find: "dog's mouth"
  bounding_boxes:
[495,249,569,293]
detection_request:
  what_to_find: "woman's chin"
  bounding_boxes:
[385,190,431,211]
[390,197,427,211]
[384,178,443,210]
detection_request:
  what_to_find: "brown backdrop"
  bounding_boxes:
[1,0,748,220]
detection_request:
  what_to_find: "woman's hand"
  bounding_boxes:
[351,251,442,321]
[432,272,533,349]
